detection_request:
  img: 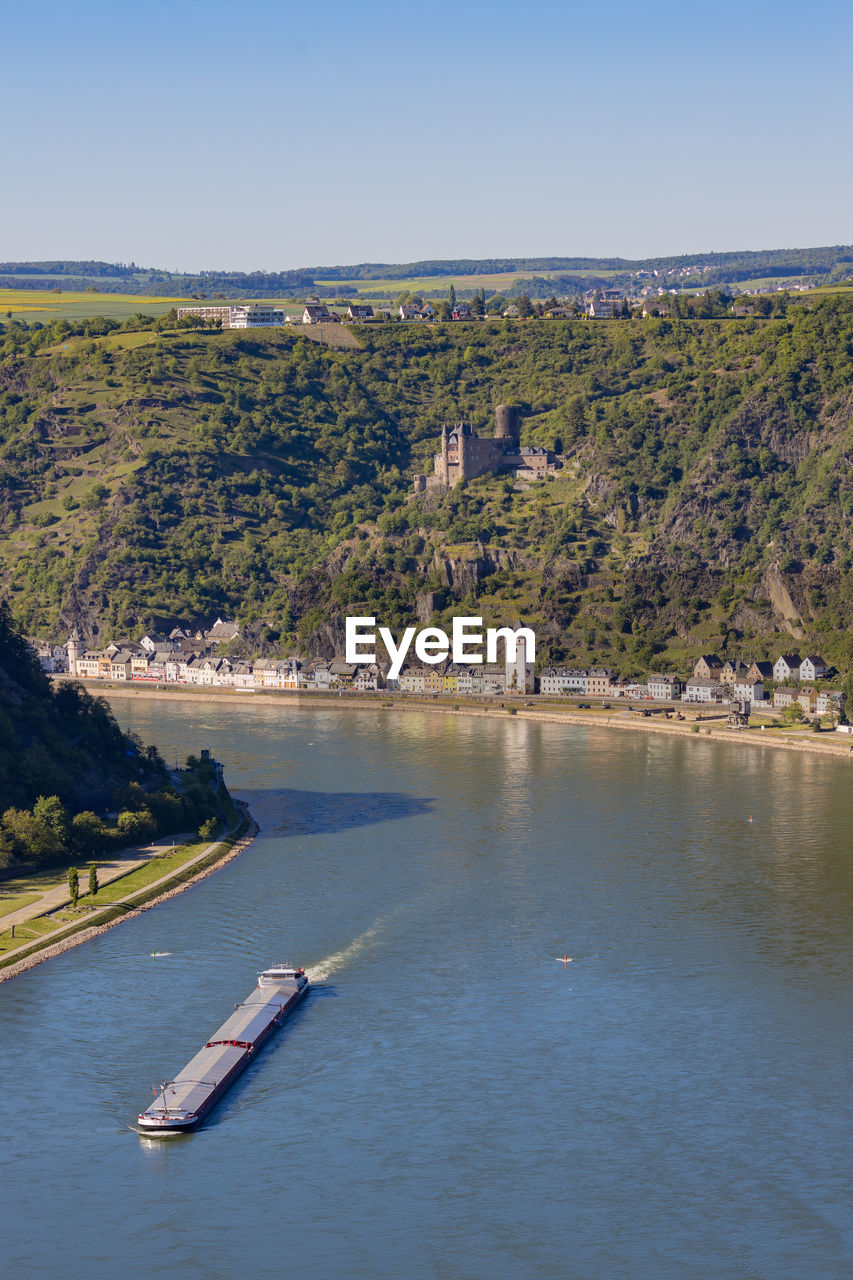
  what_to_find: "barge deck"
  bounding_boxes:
[138,964,309,1132]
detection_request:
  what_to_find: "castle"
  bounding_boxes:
[413,405,561,491]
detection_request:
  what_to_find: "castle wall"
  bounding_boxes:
[424,408,556,491]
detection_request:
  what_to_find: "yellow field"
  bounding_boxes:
[0,289,192,324]
[0,267,615,327]
[318,269,619,297]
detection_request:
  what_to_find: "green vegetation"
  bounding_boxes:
[0,892,39,917]
[0,759,232,875]
[0,597,168,816]
[0,827,246,969]
[0,602,232,871]
[1,247,851,301]
[3,295,853,678]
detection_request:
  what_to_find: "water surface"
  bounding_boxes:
[2,702,851,1279]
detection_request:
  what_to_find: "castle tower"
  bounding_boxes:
[458,422,474,481]
[66,627,82,677]
[505,633,534,694]
[494,404,521,443]
[439,422,450,484]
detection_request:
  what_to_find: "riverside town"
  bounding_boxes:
[33,625,849,728]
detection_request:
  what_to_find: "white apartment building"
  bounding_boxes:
[176,305,284,328]
[228,305,285,328]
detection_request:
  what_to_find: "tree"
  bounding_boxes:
[88,865,99,898]
[71,810,107,853]
[1,807,62,864]
[33,795,70,846]
[782,703,805,724]
[68,865,79,908]
[841,672,853,723]
[448,283,456,309]
[116,807,157,843]
[198,817,219,841]
[515,294,533,319]
[0,825,14,871]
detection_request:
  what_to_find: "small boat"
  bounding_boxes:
[137,964,309,1132]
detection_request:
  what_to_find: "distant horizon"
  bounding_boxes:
[3,242,853,277]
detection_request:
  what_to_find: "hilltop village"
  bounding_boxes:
[174,282,811,331]
[32,627,848,727]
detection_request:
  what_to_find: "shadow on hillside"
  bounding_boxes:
[237,788,434,838]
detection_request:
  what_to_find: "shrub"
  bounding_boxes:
[116,807,157,843]
[71,810,107,854]
[146,788,183,834]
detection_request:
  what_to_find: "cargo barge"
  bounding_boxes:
[138,964,309,1132]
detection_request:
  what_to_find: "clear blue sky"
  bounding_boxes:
[5,0,851,270]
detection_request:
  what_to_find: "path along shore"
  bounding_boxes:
[95,682,853,763]
[0,808,259,984]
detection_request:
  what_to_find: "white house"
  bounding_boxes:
[539,667,575,696]
[733,678,764,702]
[303,303,332,324]
[353,665,380,691]
[682,678,725,703]
[799,655,828,682]
[774,654,801,683]
[647,674,682,700]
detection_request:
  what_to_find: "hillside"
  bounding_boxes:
[0,600,166,814]
[2,295,853,676]
[1,245,851,301]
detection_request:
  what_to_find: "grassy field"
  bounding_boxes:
[0,836,223,961]
[316,269,618,297]
[0,289,191,324]
[0,893,41,918]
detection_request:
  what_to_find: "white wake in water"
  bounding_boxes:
[307,914,397,983]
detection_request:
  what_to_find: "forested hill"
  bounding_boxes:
[2,294,853,676]
[0,602,165,814]
[1,245,851,296]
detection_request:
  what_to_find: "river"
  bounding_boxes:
[2,699,851,1279]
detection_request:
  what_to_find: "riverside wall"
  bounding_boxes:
[89,681,853,762]
[0,810,259,984]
